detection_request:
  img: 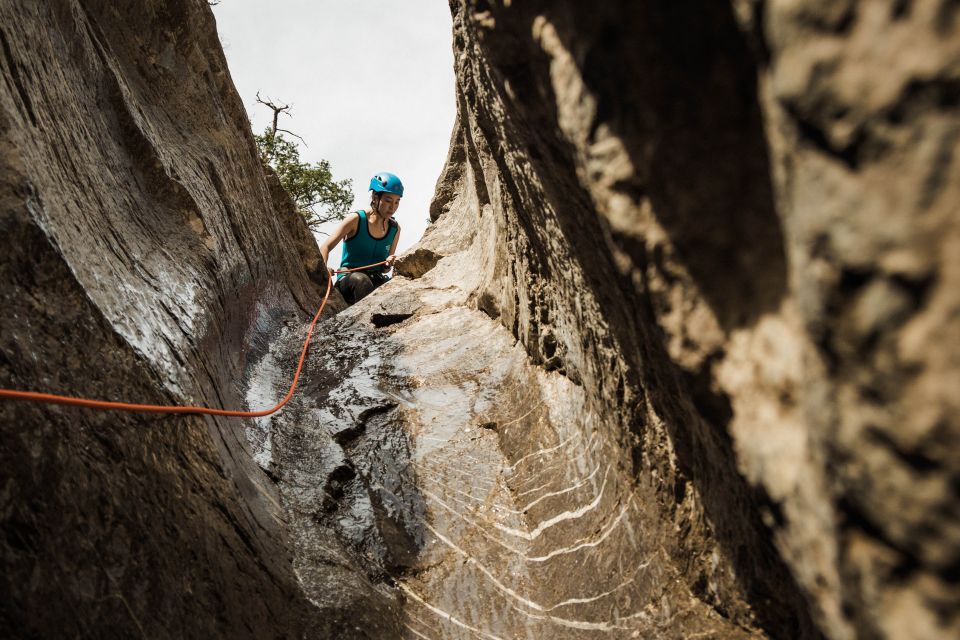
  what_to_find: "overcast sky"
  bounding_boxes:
[211,1,456,265]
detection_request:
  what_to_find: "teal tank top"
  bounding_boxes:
[338,210,398,280]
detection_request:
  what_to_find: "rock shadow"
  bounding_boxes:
[575,0,788,330]
[452,1,814,636]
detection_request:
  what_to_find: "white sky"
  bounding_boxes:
[211,0,456,266]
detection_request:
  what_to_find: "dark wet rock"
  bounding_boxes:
[263,315,426,607]
[0,1,358,637]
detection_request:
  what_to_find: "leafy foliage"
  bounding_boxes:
[255,129,353,230]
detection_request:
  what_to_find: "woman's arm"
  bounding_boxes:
[385,225,401,268]
[319,212,360,274]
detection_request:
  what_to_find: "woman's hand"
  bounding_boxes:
[385,255,397,268]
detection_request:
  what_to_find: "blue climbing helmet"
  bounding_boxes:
[369,171,404,197]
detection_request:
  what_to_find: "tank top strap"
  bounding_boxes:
[355,209,368,238]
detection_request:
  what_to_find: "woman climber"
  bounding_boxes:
[320,171,403,305]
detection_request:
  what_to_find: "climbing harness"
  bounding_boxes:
[0,261,389,417]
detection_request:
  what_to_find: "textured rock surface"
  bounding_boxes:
[411,0,957,638]
[2,0,957,639]
[0,1,353,637]
[277,230,772,637]
[739,4,960,637]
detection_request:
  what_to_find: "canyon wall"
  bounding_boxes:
[424,0,958,637]
[1,1,956,639]
[0,1,366,637]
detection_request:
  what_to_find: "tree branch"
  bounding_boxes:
[255,92,292,139]
[275,128,308,146]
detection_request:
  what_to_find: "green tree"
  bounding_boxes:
[254,94,353,231]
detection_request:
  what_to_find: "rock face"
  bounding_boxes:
[413,1,958,638]
[2,1,957,639]
[0,1,359,637]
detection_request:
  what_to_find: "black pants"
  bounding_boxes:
[335,271,389,305]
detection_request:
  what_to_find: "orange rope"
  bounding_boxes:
[0,261,389,416]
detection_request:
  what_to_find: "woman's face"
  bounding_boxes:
[378,193,401,217]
